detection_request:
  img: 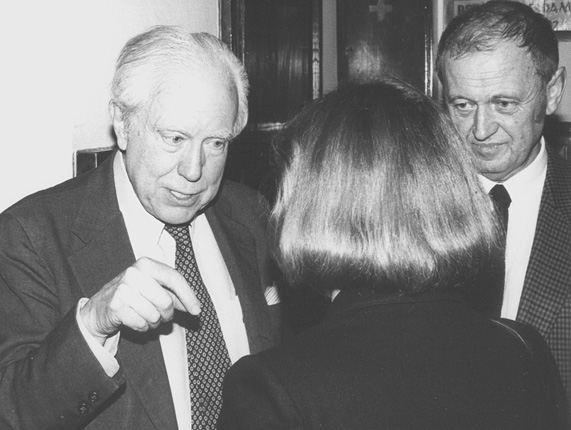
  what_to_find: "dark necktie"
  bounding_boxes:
[472,184,511,318]
[164,224,232,430]
[481,184,512,318]
[490,184,511,234]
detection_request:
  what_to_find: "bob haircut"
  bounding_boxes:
[111,26,249,137]
[271,78,500,295]
[436,0,559,86]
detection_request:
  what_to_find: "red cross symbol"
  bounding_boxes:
[369,0,393,22]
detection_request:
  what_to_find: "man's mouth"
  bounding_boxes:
[169,190,197,201]
[471,142,506,156]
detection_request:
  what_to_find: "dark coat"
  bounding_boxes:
[517,151,571,404]
[220,288,568,430]
[0,153,283,430]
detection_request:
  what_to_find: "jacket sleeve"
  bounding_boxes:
[219,354,303,430]
[518,322,571,429]
[0,212,125,430]
[496,318,571,429]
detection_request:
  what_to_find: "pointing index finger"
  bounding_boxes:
[140,258,201,315]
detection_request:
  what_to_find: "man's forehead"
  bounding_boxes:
[445,41,534,73]
[140,72,238,134]
[443,47,540,95]
[159,66,234,94]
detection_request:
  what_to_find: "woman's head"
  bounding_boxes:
[271,78,499,295]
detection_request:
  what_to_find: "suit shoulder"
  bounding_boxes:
[548,150,571,178]
[216,180,270,221]
[219,180,267,203]
[2,173,90,221]
[545,151,571,216]
[0,158,116,242]
[3,152,117,221]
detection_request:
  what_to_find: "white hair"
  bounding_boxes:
[111,26,249,136]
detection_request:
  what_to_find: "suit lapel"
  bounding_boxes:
[117,328,178,429]
[67,154,178,429]
[518,153,571,337]
[68,153,135,299]
[205,190,275,354]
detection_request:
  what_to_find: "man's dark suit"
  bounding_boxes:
[0,153,282,430]
[517,150,571,404]
[220,288,568,429]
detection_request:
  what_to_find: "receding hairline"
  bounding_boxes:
[436,1,559,85]
[150,67,239,123]
[110,27,249,135]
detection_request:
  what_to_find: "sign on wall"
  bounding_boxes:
[450,0,571,30]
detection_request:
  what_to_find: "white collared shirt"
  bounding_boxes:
[78,151,250,428]
[479,140,547,320]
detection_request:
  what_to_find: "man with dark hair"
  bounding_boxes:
[0,26,283,429]
[437,0,570,404]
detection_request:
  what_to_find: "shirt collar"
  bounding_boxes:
[113,151,167,260]
[479,138,547,197]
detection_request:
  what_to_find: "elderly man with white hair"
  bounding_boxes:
[0,26,283,430]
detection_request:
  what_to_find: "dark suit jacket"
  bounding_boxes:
[517,150,571,405]
[0,154,283,430]
[220,288,568,430]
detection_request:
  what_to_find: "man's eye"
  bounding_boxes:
[164,135,185,145]
[206,139,228,151]
[496,100,516,111]
[453,101,473,112]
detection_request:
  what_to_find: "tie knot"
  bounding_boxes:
[164,224,191,244]
[490,184,511,210]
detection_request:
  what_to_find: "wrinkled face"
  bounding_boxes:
[442,42,560,182]
[114,70,238,224]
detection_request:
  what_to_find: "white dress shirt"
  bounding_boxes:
[479,139,547,320]
[77,151,250,428]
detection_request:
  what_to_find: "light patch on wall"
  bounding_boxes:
[71,0,219,152]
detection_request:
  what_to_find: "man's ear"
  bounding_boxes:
[109,102,128,151]
[546,66,566,115]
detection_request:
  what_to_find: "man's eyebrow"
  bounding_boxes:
[490,94,520,101]
[211,131,235,141]
[446,94,471,102]
[151,124,235,140]
[152,125,188,134]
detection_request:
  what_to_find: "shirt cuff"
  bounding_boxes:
[76,298,121,377]
[264,284,281,305]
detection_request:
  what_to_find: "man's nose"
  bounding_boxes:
[472,105,499,141]
[178,143,204,182]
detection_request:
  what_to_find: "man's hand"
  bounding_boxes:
[79,257,200,344]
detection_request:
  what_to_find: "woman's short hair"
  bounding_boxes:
[111,26,249,136]
[436,0,558,86]
[271,78,499,295]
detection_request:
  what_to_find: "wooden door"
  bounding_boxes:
[221,0,322,199]
[221,0,330,333]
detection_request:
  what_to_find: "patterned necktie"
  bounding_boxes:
[164,224,232,429]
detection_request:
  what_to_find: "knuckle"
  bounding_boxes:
[136,256,155,271]
[123,265,140,279]
[160,304,175,322]
[135,323,149,332]
[149,310,162,325]
[126,316,148,332]
[156,292,174,309]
